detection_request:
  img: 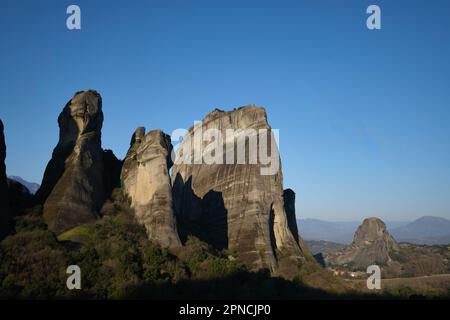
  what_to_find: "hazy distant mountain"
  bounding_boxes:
[298,219,358,244]
[390,216,450,245]
[8,176,40,194]
[298,219,409,244]
[304,240,346,255]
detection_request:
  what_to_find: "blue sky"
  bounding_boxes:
[1,0,449,221]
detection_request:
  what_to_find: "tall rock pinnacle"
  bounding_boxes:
[325,217,400,268]
[0,119,12,239]
[121,128,181,250]
[36,90,120,234]
[172,106,308,276]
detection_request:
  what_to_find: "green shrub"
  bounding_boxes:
[0,230,71,299]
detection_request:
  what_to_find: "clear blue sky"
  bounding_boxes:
[1,0,449,221]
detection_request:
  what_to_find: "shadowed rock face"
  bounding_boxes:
[7,178,35,215]
[325,217,400,268]
[172,106,307,276]
[121,128,181,250]
[37,90,120,234]
[0,119,12,238]
[283,188,299,245]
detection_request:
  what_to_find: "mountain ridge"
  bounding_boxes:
[8,176,40,194]
[298,217,450,245]
[390,216,450,245]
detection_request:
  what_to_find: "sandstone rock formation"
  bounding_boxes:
[325,217,400,268]
[0,119,12,238]
[36,90,121,234]
[121,127,181,250]
[172,106,308,276]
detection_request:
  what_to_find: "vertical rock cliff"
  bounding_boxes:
[0,119,12,239]
[36,90,120,234]
[172,106,308,276]
[121,128,181,250]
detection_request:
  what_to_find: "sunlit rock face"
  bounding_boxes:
[325,217,400,268]
[0,119,12,239]
[172,106,308,277]
[37,90,120,234]
[121,128,181,250]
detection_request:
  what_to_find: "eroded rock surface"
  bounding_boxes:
[0,119,11,238]
[121,128,181,250]
[36,90,120,234]
[172,106,308,276]
[325,217,400,268]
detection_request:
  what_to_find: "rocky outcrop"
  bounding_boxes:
[325,217,400,268]
[36,90,120,234]
[121,128,181,250]
[0,119,12,238]
[172,106,308,276]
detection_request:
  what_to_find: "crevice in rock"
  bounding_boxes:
[269,204,278,260]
